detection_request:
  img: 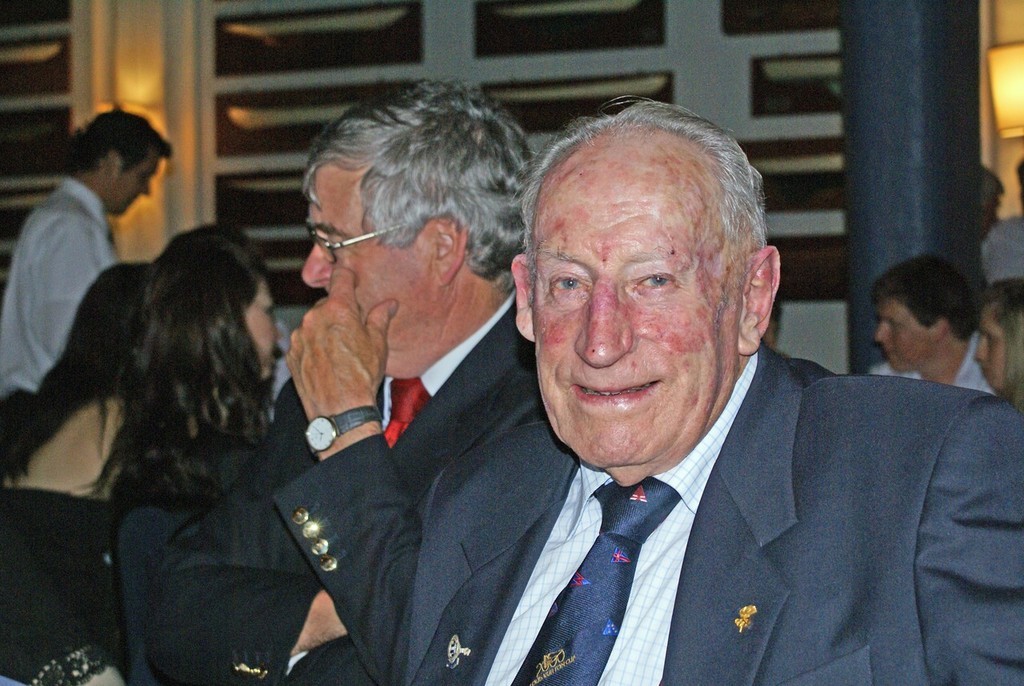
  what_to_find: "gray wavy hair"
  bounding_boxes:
[519,100,768,275]
[303,81,531,293]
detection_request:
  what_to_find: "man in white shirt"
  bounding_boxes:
[870,254,992,393]
[0,109,171,404]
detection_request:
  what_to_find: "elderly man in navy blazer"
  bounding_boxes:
[276,101,1024,684]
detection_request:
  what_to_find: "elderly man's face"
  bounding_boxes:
[303,164,433,377]
[513,131,775,485]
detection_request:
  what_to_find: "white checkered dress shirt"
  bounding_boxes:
[485,354,759,685]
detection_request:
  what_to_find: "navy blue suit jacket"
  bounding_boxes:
[149,308,543,684]
[276,348,1024,685]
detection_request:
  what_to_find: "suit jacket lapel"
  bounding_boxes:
[407,423,577,684]
[389,308,537,500]
[665,348,807,685]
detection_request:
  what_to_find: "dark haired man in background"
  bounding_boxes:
[871,254,992,392]
[0,109,171,421]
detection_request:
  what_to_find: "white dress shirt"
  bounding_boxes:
[486,354,759,686]
[869,332,993,394]
[0,178,116,396]
[982,216,1024,284]
[382,296,513,422]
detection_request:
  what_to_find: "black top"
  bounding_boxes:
[0,487,121,681]
[115,432,258,686]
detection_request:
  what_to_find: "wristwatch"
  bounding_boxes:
[305,406,382,452]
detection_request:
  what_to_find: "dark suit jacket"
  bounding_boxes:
[275,347,1024,685]
[148,308,543,684]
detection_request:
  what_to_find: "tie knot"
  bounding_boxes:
[389,377,430,424]
[594,476,680,545]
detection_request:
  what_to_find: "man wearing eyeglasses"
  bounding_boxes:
[149,81,542,684]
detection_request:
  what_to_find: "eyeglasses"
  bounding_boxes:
[305,221,400,263]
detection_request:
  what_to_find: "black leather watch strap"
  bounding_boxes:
[331,405,383,435]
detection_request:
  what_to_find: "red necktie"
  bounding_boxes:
[383,377,430,447]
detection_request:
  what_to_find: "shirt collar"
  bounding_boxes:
[955,332,980,387]
[384,296,514,409]
[61,177,107,225]
[579,352,760,514]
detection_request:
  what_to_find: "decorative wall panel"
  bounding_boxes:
[476,0,663,56]
[773,234,848,301]
[0,108,69,178]
[216,172,307,228]
[0,183,58,242]
[0,3,69,26]
[216,82,407,156]
[215,172,315,305]
[211,3,423,303]
[741,137,844,212]
[0,107,69,292]
[484,72,672,133]
[215,3,422,76]
[0,6,70,293]
[0,36,70,96]
[752,53,840,117]
[723,0,839,35]
[261,242,318,306]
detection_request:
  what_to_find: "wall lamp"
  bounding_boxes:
[989,41,1024,139]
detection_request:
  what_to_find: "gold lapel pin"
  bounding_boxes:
[232,661,269,679]
[447,634,472,669]
[734,605,758,633]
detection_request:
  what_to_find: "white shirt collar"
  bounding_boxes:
[60,177,107,225]
[383,296,514,417]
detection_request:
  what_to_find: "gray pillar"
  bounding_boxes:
[843,1,980,373]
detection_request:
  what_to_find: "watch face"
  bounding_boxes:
[306,416,337,451]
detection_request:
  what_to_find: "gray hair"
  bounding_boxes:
[520,100,768,271]
[303,81,531,293]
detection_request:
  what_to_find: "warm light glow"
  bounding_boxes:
[95,100,153,120]
[989,42,1024,138]
[120,74,162,108]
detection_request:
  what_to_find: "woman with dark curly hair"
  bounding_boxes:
[976,278,1024,414]
[99,230,278,684]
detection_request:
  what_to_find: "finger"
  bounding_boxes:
[285,341,302,378]
[326,266,357,304]
[365,299,398,350]
[288,325,304,356]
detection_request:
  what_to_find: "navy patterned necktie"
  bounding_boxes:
[511,477,680,685]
